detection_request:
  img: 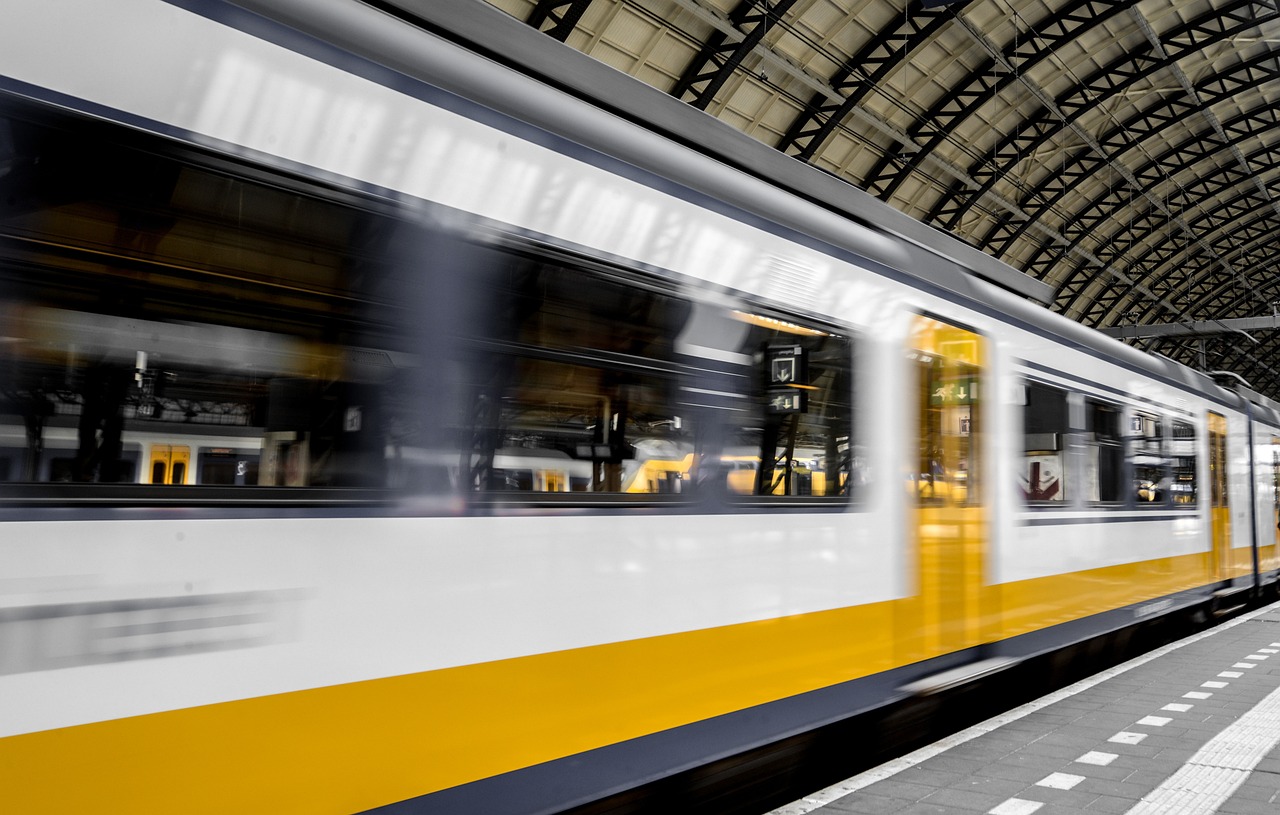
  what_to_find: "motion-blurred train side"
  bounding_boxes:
[2,2,1279,814]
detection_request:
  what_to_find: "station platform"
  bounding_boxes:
[770,602,1280,815]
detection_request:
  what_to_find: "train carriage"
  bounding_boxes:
[2,1,1279,814]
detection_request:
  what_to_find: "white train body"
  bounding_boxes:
[2,2,1278,813]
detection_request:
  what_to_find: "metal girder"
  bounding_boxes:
[1094,185,1280,328]
[926,0,1272,245]
[1099,315,1280,340]
[978,62,1280,276]
[774,5,956,161]
[525,0,593,41]
[1051,145,1280,323]
[861,0,1138,202]
[670,0,800,110]
[1009,44,1280,318]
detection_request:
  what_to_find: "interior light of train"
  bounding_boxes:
[731,310,832,336]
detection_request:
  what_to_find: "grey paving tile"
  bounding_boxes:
[1252,756,1280,774]
[918,787,1008,812]
[891,768,969,789]
[819,793,909,814]
[1017,740,1090,760]
[1027,788,1101,810]
[916,755,988,775]
[1229,783,1280,803]
[856,780,935,802]
[1072,775,1156,799]
[1216,800,1280,815]
[947,743,1017,763]
[1076,763,1137,782]
[1085,794,1137,813]
[1036,803,1096,815]
[949,775,1031,798]
[979,762,1064,783]
[888,803,962,815]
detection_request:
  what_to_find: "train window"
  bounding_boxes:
[1021,381,1068,503]
[445,254,693,495]
[1169,420,1197,506]
[0,101,856,509]
[0,106,413,494]
[1129,411,1168,505]
[198,449,261,486]
[717,312,854,499]
[1084,399,1124,503]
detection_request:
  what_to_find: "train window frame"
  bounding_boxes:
[1020,379,1069,505]
[1168,418,1198,508]
[457,256,860,511]
[1128,410,1170,508]
[1083,397,1125,505]
[714,305,857,508]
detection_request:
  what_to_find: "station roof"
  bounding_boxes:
[471,0,1280,396]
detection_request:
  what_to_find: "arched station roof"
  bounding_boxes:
[474,0,1280,395]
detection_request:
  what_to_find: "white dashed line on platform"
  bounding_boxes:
[1037,772,1084,790]
[989,798,1043,815]
[1123,671,1280,814]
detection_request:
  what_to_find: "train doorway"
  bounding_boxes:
[149,444,190,485]
[1208,413,1230,578]
[910,315,987,659]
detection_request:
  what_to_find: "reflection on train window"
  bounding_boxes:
[1021,381,1067,503]
[723,312,854,498]
[1130,412,1168,504]
[1272,440,1280,537]
[0,104,855,505]
[451,255,854,498]
[1169,420,1197,506]
[1085,399,1123,503]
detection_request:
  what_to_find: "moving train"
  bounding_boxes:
[2,1,1279,813]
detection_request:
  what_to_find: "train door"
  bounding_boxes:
[910,315,987,659]
[1208,413,1230,579]
[149,444,190,485]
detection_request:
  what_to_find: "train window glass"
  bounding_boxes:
[1169,420,1197,506]
[0,103,855,508]
[911,318,981,507]
[198,449,260,486]
[1129,411,1168,505]
[715,311,854,499]
[1272,439,1280,543]
[452,256,693,495]
[1021,381,1068,503]
[0,107,402,493]
[1084,399,1124,503]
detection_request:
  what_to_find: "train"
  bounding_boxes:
[2,1,1279,813]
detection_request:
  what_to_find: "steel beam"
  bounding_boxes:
[1099,315,1280,339]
